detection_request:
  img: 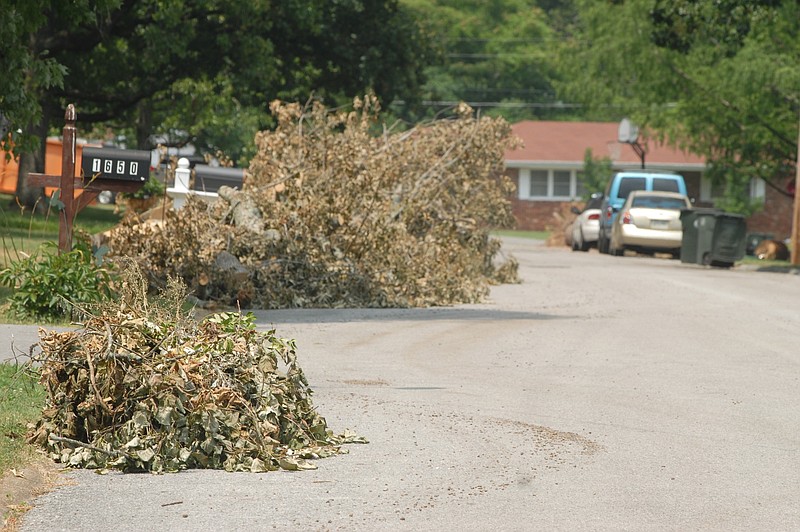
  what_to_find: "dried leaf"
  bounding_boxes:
[27,265,365,474]
[107,96,519,309]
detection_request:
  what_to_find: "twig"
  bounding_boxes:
[85,340,113,415]
[48,434,119,456]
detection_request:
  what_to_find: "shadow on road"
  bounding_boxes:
[250,307,572,324]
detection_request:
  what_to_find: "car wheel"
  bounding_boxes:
[598,231,608,254]
[609,232,625,256]
[571,238,579,251]
[578,230,590,252]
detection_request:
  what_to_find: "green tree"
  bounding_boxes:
[580,148,612,199]
[400,0,573,121]
[0,0,121,207]
[558,0,800,215]
[1,0,434,206]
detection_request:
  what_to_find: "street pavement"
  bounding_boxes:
[6,237,800,531]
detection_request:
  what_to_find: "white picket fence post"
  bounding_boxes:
[166,157,195,210]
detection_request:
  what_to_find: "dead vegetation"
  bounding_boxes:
[26,264,365,474]
[108,96,520,309]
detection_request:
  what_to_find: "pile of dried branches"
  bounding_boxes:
[109,96,519,308]
[27,265,364,473]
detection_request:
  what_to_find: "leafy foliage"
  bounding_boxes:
[0,0,111,157]
[558,0,799,214]
[109,96,520,308]
[2,0,435,170]
[0,238,112,322]
[120,175,166,200]
[400,0,568,121]
[580,148,613,199]
[27,267,364,473]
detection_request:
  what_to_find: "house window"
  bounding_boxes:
[553,171,571,196]
[520,168,582,200]
[530,170,548,196]
[700,176,766,202]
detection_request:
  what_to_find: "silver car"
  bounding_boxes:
[609,190,691,257]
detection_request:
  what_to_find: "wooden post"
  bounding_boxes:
[28,105,147,254]
[59,105,77,253]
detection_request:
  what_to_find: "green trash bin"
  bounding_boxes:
[710,213,747,266]
[680,208,718,265]
[680,209,747,268]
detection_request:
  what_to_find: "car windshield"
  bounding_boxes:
[631,196,687,210]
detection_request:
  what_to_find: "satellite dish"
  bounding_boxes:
[618,118,639,144]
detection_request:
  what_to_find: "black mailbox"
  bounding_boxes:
[81,147,150,182]
[193,165,244,193]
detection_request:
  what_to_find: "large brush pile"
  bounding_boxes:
[27,266,364,473]
[108,96,519,308]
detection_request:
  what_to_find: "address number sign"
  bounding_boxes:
[81,147,150,182]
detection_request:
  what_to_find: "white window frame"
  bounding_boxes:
[699,176,766,203]
[518,168,583,200]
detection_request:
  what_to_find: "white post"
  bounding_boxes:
[167,157,191,210]
[175,157,190,191]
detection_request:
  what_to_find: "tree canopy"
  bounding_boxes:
[2,0,797,215]
[400,0,573,122]
[557,0,800,214]
[0,0,433,172]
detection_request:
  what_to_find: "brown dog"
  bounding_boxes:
[754,239,790,261]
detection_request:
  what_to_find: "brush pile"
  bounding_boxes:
[27,266,364,473]
[108,96,519,309]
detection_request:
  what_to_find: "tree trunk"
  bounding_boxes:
[136,99,153,150]
[218,185,266,233]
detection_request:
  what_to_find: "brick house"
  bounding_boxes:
[504,121,794,239]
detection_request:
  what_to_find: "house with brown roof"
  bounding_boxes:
[504,121,794,239]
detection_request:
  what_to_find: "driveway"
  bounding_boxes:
[13,238,800,531]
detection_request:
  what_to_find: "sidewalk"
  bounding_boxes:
[0,324,47,364]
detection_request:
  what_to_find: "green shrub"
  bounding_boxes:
[120,175,165,200]
[0,239,113,322]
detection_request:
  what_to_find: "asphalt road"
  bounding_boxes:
[8,238,800,531]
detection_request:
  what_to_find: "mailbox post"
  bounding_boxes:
[28,105,149,253]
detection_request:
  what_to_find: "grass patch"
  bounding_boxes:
[492,229,549,240]
[0,193,122,268]
[739,256,790,267]
[739,255,799,271]
[0,363,45,473]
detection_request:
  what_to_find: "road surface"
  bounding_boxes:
[10,237,800,531]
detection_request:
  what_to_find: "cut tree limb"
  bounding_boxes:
[218,186,265,233]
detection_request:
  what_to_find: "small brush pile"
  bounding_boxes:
[27,264,365,473]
